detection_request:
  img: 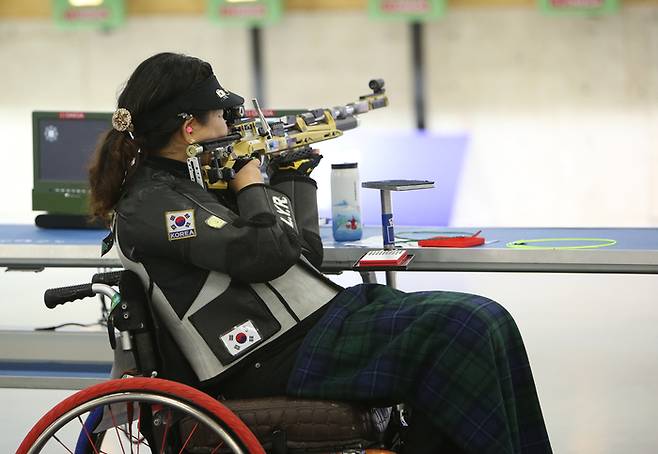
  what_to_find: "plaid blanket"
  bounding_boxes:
[287,284,552,454]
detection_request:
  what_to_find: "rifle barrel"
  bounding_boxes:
[196,133,242,151]
[335,116,359,131]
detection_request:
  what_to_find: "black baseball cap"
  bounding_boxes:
[137,75,244,132]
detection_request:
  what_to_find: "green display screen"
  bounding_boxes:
[32,112,111,215]
[538,0,618,14]
[207,0,282,26]
[52,0,125,29]
[368,0,446,21]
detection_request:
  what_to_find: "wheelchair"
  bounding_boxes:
[16,269,404,454]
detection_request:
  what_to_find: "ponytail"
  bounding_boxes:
[88,129,140,222]
[88,52,215,223]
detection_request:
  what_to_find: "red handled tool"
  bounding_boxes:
[418,230,485,248]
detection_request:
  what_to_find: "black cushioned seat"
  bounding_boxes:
[182,397,390,452]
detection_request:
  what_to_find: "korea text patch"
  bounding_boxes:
[166,209,197,241]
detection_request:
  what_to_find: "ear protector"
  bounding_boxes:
[185,126,193,134]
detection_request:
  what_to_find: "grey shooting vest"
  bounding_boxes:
[117,234,339,382]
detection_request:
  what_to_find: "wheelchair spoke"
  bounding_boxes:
[178,422,198,454]
[117,426,149,448]
[108,405,127,454]
[159,409,172,454]
[52,434,75,454]
[127,403,135,454]
[137,415,142,454]
[210,440,226,454]
[78,415,101,454]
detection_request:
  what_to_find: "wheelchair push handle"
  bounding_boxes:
[44,283,119,309]
[92,270,123,286]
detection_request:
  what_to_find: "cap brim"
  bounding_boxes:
[136,75,245,132]
[217,91,244,109]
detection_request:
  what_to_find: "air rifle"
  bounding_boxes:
[185,79,388,190]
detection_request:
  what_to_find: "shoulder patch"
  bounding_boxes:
[205,215,228,229]
[166,209,197,241]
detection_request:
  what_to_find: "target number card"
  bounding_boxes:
[358,249,409,266]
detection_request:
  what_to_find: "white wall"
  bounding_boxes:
[2,6,658,454]
[424,7,658,227]
[0,6,656,225]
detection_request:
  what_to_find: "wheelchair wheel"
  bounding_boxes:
[17,377,265,454]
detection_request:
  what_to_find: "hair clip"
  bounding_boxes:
[177,112,193,120]
[112,108,134,132]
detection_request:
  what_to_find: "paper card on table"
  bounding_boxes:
[358,249,409,266]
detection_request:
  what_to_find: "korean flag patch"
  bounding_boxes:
[166,209,197,241]
[220,320,262,357]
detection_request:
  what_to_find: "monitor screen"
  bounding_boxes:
[32,112,112,216]
[38,116,110,181]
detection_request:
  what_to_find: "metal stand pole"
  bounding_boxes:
[411,21,426,131]
[250,26,265,105]
[380,189,397,288]
[363,179,434,289]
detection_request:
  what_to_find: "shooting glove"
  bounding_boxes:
[267,147,323,180]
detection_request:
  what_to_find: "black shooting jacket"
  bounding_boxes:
[114,157,340,386]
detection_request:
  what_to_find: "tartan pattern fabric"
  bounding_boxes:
[287,284,552,454]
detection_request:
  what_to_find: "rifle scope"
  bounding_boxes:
[369,79,385,93]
